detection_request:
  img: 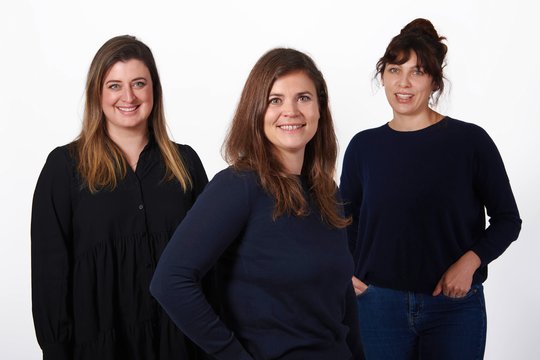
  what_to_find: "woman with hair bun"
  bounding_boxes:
[340,18,521,359]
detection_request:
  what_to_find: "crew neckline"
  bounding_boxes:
[385,116,449,134]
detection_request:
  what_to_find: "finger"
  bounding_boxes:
[432,280,442,296]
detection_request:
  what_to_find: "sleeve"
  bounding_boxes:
[343,284,365,360]
[339,135,363,254]
[31,147,74,360]
[179,144,209,197]
[150,169,254,360]
[469,128,522,265]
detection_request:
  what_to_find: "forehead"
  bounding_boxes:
[270,71,316,91]
[103,59,151,80]
[390,51,420,67]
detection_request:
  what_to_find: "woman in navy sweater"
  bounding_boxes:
[151,48,363,360]
[340,19,521,359]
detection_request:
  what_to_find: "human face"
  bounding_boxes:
[101,59,153,135]
[264,71,319,167]
[382,51,434,119]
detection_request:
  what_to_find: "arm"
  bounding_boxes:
[31,147,73,360]
[469,128,521,265]
[343,284,366,359]
[433,128,521,296]
[339,136,363,254]
[432,250,481,297]
[150,169,254,360]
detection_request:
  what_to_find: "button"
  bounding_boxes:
[138,204,144,210]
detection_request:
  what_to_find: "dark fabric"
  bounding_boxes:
[31,139,208,360]
[151,168,363,360]
[340,117,522,293]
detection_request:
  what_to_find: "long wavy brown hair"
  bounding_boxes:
[223,48,350,228]
[74,35,191,192]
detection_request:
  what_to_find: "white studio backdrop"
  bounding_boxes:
[1,1,538,359]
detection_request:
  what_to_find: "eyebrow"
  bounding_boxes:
[268,90,315,97]
[105,77,148,84]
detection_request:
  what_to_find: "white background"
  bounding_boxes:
[1,1,538,359]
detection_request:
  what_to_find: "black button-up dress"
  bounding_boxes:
[31,139,208,360]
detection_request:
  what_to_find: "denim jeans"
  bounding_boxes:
[356,284,486,360]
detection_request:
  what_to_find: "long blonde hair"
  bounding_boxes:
[74,35,191,192]
[223,48,350,228]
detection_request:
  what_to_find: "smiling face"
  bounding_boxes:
[382,51,435,120]
[263,71,319,169]
[101,59,153,136]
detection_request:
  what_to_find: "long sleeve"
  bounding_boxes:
[340,136,363,254]
[469,128,521,265]
[31,147,74,360]
[343,284,365,360]
[150,169,253,360]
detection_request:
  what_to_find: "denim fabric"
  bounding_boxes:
[356,284,486,360]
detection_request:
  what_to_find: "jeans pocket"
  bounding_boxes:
[440,284,482,301]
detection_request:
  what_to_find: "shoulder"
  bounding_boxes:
[35,143,78,191]
[196,167,258,211]
[43,143,77,172]
[174,143,202,164]
[174,143,206,171]
[175,143,197,157]
[443,117,494,145]
[347,123,388,147]
[444,117,488,135]
[211,167,258,188]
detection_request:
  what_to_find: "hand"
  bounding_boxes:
[352,276,368,296]
[432,251,481,298]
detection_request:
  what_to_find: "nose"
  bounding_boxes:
[122,86,136,102]
[399,73,411,87]
[282,99,299,117]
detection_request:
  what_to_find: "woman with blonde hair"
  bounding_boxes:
[31,35,208,360]
[150,47,363,360]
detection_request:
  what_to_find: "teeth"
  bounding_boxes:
[279,124,303,131]
[118,106,137,112]
[396,94,412,99]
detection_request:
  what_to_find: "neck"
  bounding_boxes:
[108,127,149,170]
[389,109,444,131]
[277,151,305,175]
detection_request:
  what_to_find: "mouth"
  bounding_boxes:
[395,93,413,101]
[117,105,140,113]
[278,124,305,131]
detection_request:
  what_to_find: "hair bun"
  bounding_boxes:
[400,18,440,41]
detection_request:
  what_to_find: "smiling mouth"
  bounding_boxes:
[396,93,413,100]
[278,124,305,131]
[117,105,139,112]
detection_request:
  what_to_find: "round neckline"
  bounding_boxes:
[385,116,449,134]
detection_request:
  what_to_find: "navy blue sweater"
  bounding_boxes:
[340,117,521,293]
[150,168,362,360]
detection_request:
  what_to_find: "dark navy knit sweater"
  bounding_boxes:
[151,168,362,360]
[340,117,521,293]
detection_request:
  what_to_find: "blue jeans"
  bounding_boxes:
[356,284,486,360]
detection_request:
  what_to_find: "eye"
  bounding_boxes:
[387,67,399,74]
[413,68,425,76]
[269,97,281,105]
[298,95,311,102]
[107,83,120,90]
[133,81,146,88]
